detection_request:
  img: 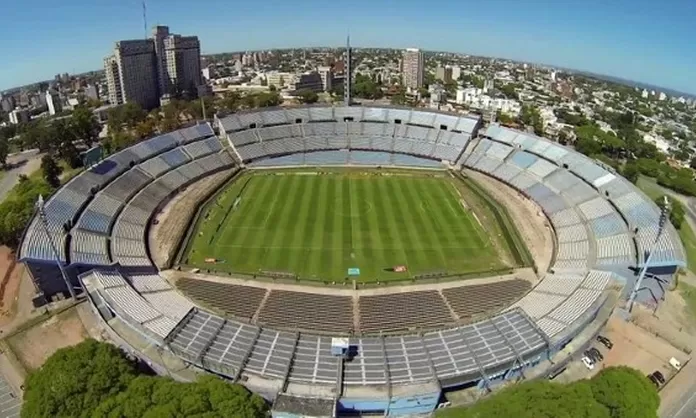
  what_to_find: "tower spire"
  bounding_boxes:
[344,34,351,107]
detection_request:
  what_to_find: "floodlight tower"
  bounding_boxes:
[36,195,77,300]
[627,196,669,313]
[344,35,352,107]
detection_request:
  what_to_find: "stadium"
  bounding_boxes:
[17,104,686,416]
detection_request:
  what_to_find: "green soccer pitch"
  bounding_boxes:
[181,169,526,283]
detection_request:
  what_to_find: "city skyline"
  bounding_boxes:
[0,0,693,95]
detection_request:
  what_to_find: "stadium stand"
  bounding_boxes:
[359,291,455,333]
[441,279,531,320]
[18,107,687,417]
[176,278,268,320]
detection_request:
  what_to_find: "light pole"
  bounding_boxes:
[36,195,77,300]
[627,196,669,312]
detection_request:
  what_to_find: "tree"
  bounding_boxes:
[71,105,100,145]
[437,366,658,418]
[353,74,384,100]
[621,162,640,184]
[497,112,515,125]
[21,339,138,418]
[92,375,268,418]
[590,366,660,418]
[499,83,519,100]
[656,195,685,229]
[296,89,319,104]
[0,174,53,248]
[21,340,268,418]
[0,138,8,167]
[40,155,62,188]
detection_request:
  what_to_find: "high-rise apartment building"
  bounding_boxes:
[163,34,201,99]
[46,90,62,115]
[114,39,159,110]
[104,25,202,110]
[104,55,123,105]
[402,48,424,91]
[317,66,333,92]
[435,66,452,83]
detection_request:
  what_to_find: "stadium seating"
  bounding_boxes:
[20,108,689,404]
[359,291,455,332]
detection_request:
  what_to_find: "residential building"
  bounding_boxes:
[162,33,202,100]
[9,108,30,125]
[435,66,452,83]
[318,66,333,92]
[402,48,424,91]
[152,26,170,101]
[450,65,461,81]
[641,89,649,99]
[104,55,123,105]
[85,84,99,101]
[113,39,159,110]
[0,95,14,112]
[266,72,293,88]
[202,66,211,81]
[46,90,62,115]
[290,72,323,93]
[104,25,202,110]
[659,92,667,101]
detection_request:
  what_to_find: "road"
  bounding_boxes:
[644,182,696,418]
[660,356,696,418]
[0,150,41,202]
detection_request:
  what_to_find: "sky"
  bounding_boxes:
[0,0,695,94]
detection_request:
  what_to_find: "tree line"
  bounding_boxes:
[21,339,268,418]
[437,366,660,418]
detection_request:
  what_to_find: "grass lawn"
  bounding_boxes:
[636,175,664,201]
[678,222,696,272]
[183,169,513,282]
[678,281,696,320]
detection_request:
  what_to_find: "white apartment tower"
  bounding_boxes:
[104,25,202,110]
[402,48,424,91]
[45,90,62,115]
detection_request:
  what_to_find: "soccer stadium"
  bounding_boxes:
[17,104,686,416]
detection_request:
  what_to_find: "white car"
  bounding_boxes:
[582,356,595,370]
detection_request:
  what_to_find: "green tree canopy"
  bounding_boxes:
[296,89,319,104]
[92,375,267,418]
[353,74,384,100]
[40,155,62,189]
[0,138,8,167]
[21,339,138,418]
[655,195,685,229]
[436,366,658,418]
[0,174,53,248]
[590,366,660,418]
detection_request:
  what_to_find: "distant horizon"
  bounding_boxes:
[3,45,694,100]
[0,0,693,95]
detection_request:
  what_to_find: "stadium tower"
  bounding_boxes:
[344,35,351,106]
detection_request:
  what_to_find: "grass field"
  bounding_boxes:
[182,169,516,282]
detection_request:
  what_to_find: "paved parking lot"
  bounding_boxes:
[0,374,20,418]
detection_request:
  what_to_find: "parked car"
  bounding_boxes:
[589,347,604,362]
[652,371,665,384]
[669,357,682,371]
[647,374,660,387]
[582,356,595,370]
[585,349,601,363]
[597,335,613,349]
